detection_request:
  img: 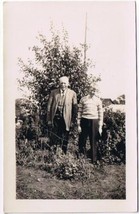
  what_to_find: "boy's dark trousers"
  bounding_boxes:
[79,118,100,163]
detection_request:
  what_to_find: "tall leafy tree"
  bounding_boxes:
[18,28,100,134]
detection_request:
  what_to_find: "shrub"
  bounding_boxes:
[100,109,125,164]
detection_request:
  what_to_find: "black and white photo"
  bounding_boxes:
[4,1,137,213]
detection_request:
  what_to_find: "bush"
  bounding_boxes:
[100,109,125,164]
[16,98,41,142]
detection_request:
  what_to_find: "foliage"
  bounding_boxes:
[47,149,95,180]
[16,107,126,181]
[17,29,100,134]
[16,98,40,139]
[100,109,125,164]
[16,139,94,180]
[16,109,126,183]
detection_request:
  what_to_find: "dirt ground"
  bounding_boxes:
[16,164,125,199]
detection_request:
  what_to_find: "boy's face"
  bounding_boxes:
[89,87,97,96]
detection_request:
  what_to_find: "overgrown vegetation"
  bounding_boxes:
[101,109,125,164]
[16,116,126,199]
[16,106,125,181]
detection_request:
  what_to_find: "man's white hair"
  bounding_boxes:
[59,76,69,85]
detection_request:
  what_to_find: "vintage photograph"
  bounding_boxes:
[4,1,137,212]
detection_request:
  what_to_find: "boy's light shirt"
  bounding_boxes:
[78,94,103,127]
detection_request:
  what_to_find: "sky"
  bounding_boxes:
[3,1,136,99]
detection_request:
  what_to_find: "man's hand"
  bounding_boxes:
[77,125,82,133]
[98,126,102,135]
[47,121,53,129]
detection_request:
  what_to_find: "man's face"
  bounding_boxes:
[59,80,68,91]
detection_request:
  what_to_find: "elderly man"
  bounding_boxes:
[47,76,77,154]
[77,85,103,164]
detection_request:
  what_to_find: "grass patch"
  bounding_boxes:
[16,163,125,199]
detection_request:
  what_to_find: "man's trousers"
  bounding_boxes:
[51,115,69,154]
